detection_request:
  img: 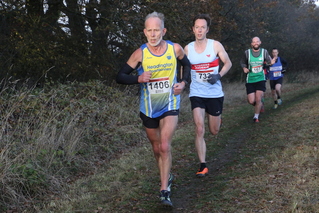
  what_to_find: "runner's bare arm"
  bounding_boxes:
[214,41,232,77]
[184,45,189,56]
[172,43,191,95]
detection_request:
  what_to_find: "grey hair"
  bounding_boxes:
[145,11,165,29]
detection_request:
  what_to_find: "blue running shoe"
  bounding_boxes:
[167,173,174,192]
[160,190,173,208]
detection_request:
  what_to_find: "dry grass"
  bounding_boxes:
[0,80,142,211]
[1,72,319,212]
[216,94,319,213]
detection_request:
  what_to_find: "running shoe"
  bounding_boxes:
[253,118,260,123]
[196,167,208,177]
[277,99,282,105]
[273,104,278,109]
[160,190,173,207]
[167,173,174,192]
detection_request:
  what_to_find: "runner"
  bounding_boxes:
[184,14,232,177]
[267,48,288,109]
[240,37,275,123]
[116,11,190,208]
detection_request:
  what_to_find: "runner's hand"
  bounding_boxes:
[173,82,184,95]
[138,71,152,83]
[207,74,221,85]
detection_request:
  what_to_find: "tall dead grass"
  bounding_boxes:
[0,80,141,211]
[1,71,318,212]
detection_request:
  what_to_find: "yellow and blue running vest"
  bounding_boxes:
[138,40,179,118]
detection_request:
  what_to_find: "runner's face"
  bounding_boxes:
[251,38,261,50]
[193,19,208,40]
[272,50,279,58]
[144,17,166,47]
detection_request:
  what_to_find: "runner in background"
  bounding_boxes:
[240,37,275,123]
[267,48,288,109]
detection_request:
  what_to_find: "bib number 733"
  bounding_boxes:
[196,71,213,83]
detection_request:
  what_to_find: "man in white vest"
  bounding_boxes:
[184,14,232,177]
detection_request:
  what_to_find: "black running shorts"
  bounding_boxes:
[269,77,283,90]
[139,110,179,129]
[245,80,266,94]
[190,96,224,116]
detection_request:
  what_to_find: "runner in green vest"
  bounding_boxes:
[240,37,275,123]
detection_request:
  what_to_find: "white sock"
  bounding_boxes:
[254,114,259,119]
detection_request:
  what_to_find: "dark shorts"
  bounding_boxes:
[190,96,224,116]
[139,110,179,129]
[245,81,266,94]
[269,78,283,90]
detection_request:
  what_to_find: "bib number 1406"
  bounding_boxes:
[148,78,170,94]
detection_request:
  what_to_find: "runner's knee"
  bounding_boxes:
[195,125,205,137]
[210,128,219,135]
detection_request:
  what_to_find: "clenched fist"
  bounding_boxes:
[138,71,152,83]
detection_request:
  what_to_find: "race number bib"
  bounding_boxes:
[148,77,170,94]
[251,65,263,73]
[196,71,213,83]
[273,71,282,77]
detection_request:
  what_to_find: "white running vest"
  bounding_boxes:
[188,39,224,98]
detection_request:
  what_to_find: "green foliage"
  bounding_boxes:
[1,0,318,84]
[10,161,47,192]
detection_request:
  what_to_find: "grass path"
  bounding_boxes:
[46,82,319,213]
[169,83,319,212]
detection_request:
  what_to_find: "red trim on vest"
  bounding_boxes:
[191,58,219,70]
